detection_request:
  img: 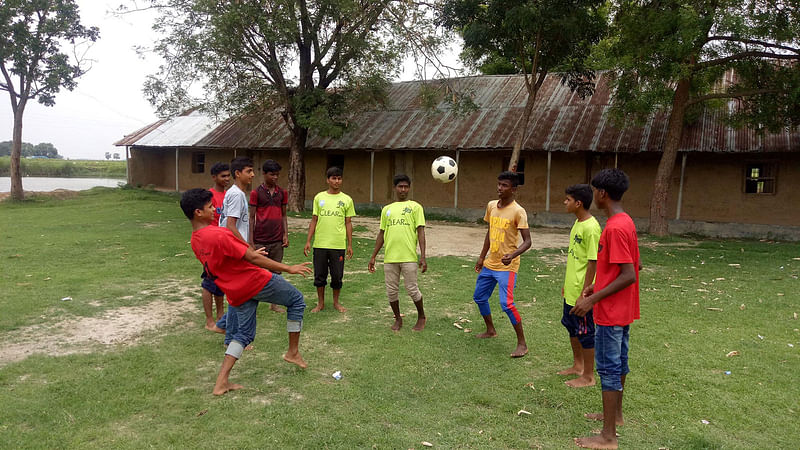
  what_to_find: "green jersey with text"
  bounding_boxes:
[563,216,602,306]
[380,200,425,263]
[312,191,356,249]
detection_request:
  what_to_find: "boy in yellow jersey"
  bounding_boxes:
[473,171,532,358]
[558,184,601,388]
[368,174,428,331]
[303,166,355,312]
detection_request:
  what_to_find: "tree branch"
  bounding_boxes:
[704,35,800,54]
[686,88,785,105]
[695,51,800,70]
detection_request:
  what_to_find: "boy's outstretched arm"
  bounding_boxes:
[475,228,491,272]
[417,226,427,273]
[571,263,636,317]
[501,228,532,265]
[303,215,318,256]
[345,216,353,259]
[368,229,385,273]
[244,247,312,276]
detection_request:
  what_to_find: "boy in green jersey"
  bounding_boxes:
[558,184,602,388]
[303,166,355,313]
[368,174,428,331]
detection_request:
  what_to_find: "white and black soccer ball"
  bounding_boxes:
[431,156,458,183]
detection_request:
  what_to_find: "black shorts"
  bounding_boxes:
[313,248,346,289]
[561,298,595,349]
[255,241,284,273]
[201,271,225,297]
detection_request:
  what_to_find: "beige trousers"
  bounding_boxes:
[384,262,422,303]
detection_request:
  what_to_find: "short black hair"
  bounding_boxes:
[327,166,343,178]
[262,159,281,174]
[210,162,229,176]
[393,174,411,186]
[565,184,593,210]
[180,188,213,220]
[497,171,520,187]
[230,156,254,178]
[591,168,630,201]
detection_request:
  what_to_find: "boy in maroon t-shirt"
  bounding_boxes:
[249,159,289,313]
[200,162,231,332]
[181,188,312,396]
[571,169,640,450]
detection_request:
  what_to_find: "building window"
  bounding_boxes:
[502,157,525,185]
[192,152,205,174]
[327,154,345,172]
[744,162,777,194]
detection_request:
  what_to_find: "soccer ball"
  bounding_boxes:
[431,156,458,183]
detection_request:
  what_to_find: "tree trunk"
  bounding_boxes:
[649,78,691,236]
[10,104,25,201]
[508,85,539,172]
[286,127,308,212]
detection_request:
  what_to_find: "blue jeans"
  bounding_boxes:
[216,274,306,347]
[594,325,630,391]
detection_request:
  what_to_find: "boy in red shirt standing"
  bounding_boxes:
[200,162,230,332]
[249,159,289,313]
[181,188,312,396]
[571,168,640,449]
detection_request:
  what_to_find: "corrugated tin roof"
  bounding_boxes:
[115,73,799,153]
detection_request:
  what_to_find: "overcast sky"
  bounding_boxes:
[0,1,461,161]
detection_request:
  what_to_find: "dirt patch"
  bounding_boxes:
[288,216,568,257]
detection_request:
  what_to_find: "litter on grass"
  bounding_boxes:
[422,442,433,447]
[726,351,740,357]
[60,296,72,301]
[517,410,532,416]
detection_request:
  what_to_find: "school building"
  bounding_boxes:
[115,73,800,240]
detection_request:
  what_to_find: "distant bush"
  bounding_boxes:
[0,157,126,178]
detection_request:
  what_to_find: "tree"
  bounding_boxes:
[438,0,607,171]
[0,0,98,200]
[113,153,120,160]
[33,142,61,158]
[605,0,800,235]
[134,0,443,211]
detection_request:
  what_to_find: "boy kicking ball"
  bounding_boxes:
[181,188,313,396]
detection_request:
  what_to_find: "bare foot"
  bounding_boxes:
[391,318,403,331]
[270,304,286,313]
[565,376,596,388]
[475,331,498,339]
[212,382,244,396]
[205,324,226,334]
[574,435,618,449]
[283,352,308,369]
[557,366,582,376]
[412,317,426,331]
[584,413,624,426]
[333,303,347,313]
[511,344,528,358]
[311,304,324,313]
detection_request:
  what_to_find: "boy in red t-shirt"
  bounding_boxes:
[571,169,640,450]
[249,159,289,313]
[181,188,312,396]
[199,162,231,332]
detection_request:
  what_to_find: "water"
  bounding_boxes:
[0,177,126,193]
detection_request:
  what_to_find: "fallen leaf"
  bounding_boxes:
[689,329,697,334]
[422,442,433,447]
[740,304,746,310]
[701,419,710,424]
[777,293,785,296]
[664,343,670,348]
[715,277,725,281]
[757,334,764,340]
[789,344,795,348]
[706,307,723,311]
[196,409,208,417]
[726,351,740,357]
[453,323,463,330]
[463,329,472,333]
[174,253,186,257]
[524,382,535,389]
[793,312,798,320]
[697,289,709,292]
[728,263,741,268]
[43,277,51,281]
[517,410,532,416]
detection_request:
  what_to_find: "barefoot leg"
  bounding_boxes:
[389,301,402,331]
[332,289,346,312]
[574,390,621,448]
[282,331,307,368]
[412,299,426,331]
[558,337,584,375]
[212,355,243,396]
[311,286,325,312]
[202,288,215,329]
[566,347,596,387]
[214,295,225,321]
[475,314,498,338]
[510,322,528,358]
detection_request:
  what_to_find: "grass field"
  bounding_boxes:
[1,188,798,448]
[0,157,126,178]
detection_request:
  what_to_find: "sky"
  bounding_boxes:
[0,1,461,161]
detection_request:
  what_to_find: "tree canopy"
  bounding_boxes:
[0,141,62,159]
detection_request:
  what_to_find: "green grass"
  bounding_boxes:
[0,157,126,178]
[1,188,799,448]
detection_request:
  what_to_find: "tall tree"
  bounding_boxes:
[135,0,443,211]
[438,0,607,171]
[0,0,98,200]
[606,0,800,235]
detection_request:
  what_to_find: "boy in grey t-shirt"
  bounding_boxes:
[219,157,255,243]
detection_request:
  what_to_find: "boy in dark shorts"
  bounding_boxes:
[472,171,532,358]
[200,162,230,332]
[571,169,641,449]
[249,159,289,313]
[181,188,312,396]
[558,184,601,388]
[303,166,355,313]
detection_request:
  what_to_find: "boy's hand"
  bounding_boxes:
[581,284,595,298]
[474,257,484,272]
[283,234,289,248]
[303,242,311,257]
[286,262,313,277]
[419,257,427,273]
[255,247,268,257]
[501,253,513,265]
[368,257,376,273]
[570,295,593,317]
[346,246,353,259]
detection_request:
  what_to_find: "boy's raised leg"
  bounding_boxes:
[412,299,426,331]
[332,289,346,312]
[559,337,584,375]
[282,331,307,368]
[311,286,325,312]
[511,322,528,358]
[389,301,403,331]
[566,348,596,388]
[476,314,497,338]
[575,390,621,449]
[214,294,225,322]
[202,289,221,332]
[213,354,244,396]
